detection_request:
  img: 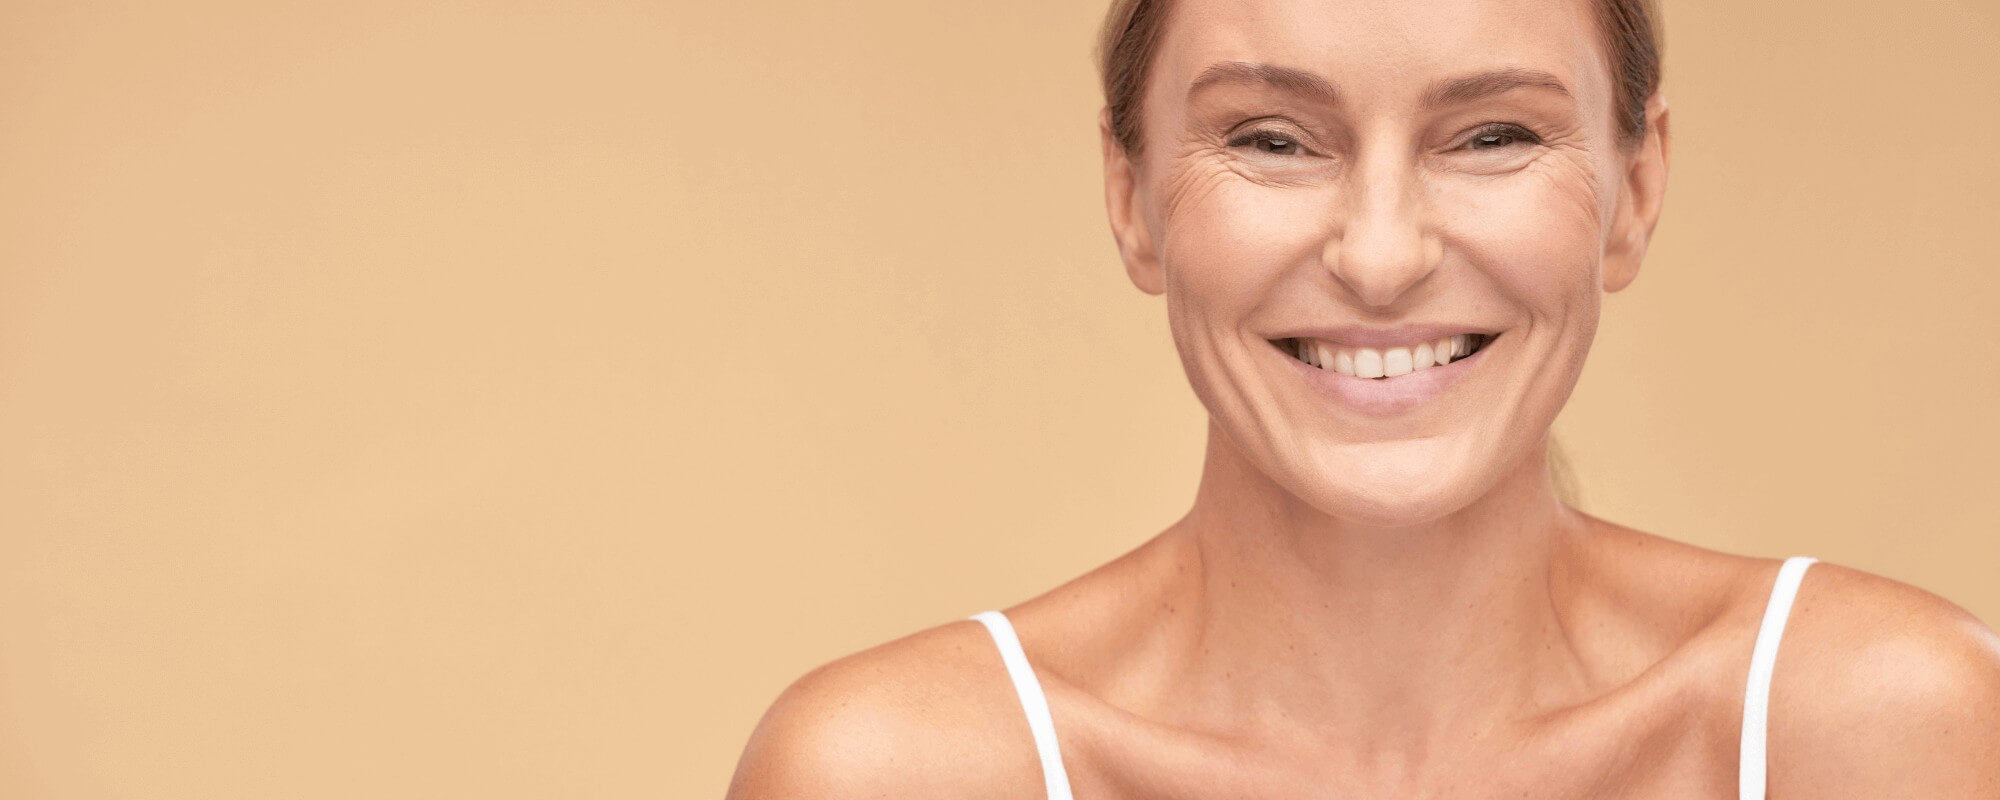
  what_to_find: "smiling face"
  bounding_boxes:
[1102,0,1669,526]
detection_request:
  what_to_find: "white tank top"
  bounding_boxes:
[971,555,1818,800]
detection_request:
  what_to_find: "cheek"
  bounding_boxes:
[1149,169,1337,417]
[1155,166,1332,322]
[1433,154,1607,318]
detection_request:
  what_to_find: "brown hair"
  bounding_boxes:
[1095,0,1637,510]
[1095,0,1662,157]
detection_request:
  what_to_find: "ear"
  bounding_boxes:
[1603,91,1670,294]
[1101,107,1165,295]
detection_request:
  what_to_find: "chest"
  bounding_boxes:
[1056,701,1743,800]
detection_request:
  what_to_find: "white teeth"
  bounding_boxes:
[1286,333,1493,377]
[1353,348,1385,378]
[1383,347,1414,377]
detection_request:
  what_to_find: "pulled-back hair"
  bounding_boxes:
[1095,0,1662,157]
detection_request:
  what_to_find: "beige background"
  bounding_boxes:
[1,0,1995,796]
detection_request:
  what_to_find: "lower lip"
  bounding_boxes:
[1277,337,1494,416]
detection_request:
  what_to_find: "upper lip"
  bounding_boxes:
[1268,324,1501,349]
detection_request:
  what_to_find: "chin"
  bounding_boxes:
[1286,439,1491,528]
[1298,480,1471,528]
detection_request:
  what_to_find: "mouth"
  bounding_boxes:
[1268,332,1496,378]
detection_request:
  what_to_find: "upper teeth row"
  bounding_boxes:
[1295,334,1483,378]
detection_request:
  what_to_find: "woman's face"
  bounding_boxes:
[1104,0,1668,525]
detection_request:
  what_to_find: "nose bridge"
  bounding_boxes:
[1325,144,1437,308]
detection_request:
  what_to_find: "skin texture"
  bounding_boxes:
[726,0,2000,796]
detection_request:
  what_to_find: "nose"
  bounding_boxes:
[1323,152,1441,308]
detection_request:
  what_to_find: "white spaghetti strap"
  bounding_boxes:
[1739,555,1817,800]
[970,610,1076,800]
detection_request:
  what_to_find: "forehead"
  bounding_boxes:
[1152,0,1612,110]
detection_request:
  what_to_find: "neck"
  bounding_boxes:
[1158,419,1594,754]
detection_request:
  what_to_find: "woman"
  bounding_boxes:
[728,0,2000,796]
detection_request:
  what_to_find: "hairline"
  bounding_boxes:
[1102,0,1655,159]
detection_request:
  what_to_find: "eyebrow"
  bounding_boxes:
[1188,61,1340,104]
[1419,67,1572,109]
[1186,61,1572,110]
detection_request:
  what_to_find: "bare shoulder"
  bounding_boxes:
[1573,518,2000,794]
[1769,560,2000,796]
[723,616,1044,800]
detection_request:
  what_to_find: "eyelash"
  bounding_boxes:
[1224,122,1545,156]
[1464,122,1543,150]
[1226,127,1307,156]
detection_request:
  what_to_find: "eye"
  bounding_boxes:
[1227,128,1306,156]
[1463,123,1542,151]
